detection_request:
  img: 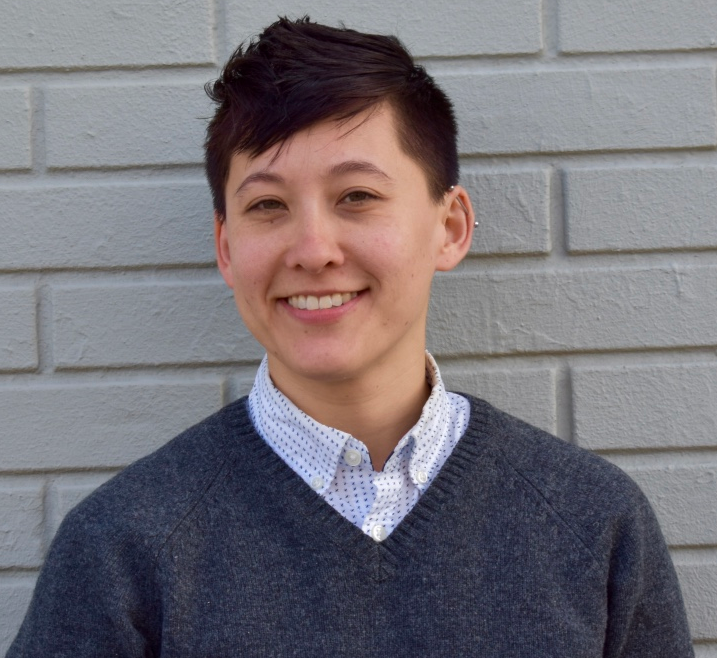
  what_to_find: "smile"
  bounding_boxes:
[286,292,359,310]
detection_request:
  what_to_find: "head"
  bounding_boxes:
[204,16,459,218]
[208,18,474,398]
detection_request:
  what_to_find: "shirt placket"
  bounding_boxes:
[362,440,418,540]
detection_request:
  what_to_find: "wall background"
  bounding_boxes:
[1,0,716,653]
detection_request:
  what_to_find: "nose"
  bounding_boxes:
[283,207,344,274]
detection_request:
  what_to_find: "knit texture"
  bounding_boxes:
[9,395,694,657]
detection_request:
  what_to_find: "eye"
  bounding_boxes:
[340,190,379,204]
[248,198,285,212]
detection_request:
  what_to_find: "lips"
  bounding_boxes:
[286,292,358,310]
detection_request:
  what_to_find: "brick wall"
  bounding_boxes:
[1,0,716,653]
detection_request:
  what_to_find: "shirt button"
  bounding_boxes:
[344,449,362,466]
[371,524,388,542]
[417,470,428,484]
[310,476,325,490]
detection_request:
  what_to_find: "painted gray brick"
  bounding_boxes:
[56,481,108,520]
[695,645,717,658]
[440,68,717,155]
[225,0,541,57]
[625,465,717,546]
[428,266,717,356]
[1,0,716,639]
[0,88,31,170]
[0,288,37,372]
[47,473,117,539]
[0,183,214,270]
[566,167,717,253]
[0,576,36,655]
[675,561,717,641]
[440,366,556,435]
[53,282,262,368]
[55,473,114,521]
[573,364,717,451]
[560,0,717,53]
[228,369,262,402]
[0,0,214,70]
[0,482,44,568]
[45,84,212,169]
[462,169,551,256]
[1,381,223,470]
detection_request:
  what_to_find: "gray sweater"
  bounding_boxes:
[9,395,693,657]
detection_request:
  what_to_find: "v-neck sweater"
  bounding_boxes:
[248,353,470,539]
[9,395,693,657]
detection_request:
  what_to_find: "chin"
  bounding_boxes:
[292,358,361,383]
[275,345,370,384]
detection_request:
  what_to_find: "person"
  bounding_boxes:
[9,17,693,658]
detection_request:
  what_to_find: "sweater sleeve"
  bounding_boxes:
[7,503,159,658]
[602,485,694,658]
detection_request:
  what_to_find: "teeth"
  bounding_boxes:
[287,292,358,310]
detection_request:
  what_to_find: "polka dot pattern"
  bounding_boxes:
[248,353,470,541]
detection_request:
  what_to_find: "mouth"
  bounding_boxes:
[286,291,359,311]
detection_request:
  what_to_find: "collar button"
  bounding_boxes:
[344,449,362,466]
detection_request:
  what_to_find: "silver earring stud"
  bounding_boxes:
[449,186,478,228]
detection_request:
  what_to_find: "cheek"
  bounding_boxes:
[231,239,272,291]
[359,235,406,284]
[364,235,433,300]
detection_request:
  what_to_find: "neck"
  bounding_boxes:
[267,352,431,471]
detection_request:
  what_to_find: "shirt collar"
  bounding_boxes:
[248,352,455,491]
[249,356,348,492]
[405,352,454,490]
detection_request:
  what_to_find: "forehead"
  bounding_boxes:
[228,105,409,182]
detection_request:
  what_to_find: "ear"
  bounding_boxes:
[214,211,235,289]
[436,185,474,272]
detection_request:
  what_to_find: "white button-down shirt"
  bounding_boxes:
[248,353,470,541]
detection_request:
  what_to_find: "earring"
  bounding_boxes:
[449,186,479,228]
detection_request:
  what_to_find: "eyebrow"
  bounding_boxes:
[325,160,392,182]
[234,171,284,198]
[234,160,393,198]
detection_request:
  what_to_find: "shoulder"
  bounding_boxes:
[57,397,255,557]
[8,400,258,655]
[459,393,658,561]
[453,395,692,656]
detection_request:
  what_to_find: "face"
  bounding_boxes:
[215,105,471,391]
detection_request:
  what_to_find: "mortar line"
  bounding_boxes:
[548,163,569,263]
[30,85,46,175]
[34,279,54,374]
[541,0,560,59]
[555,360,574,444]
[41,475,55,556]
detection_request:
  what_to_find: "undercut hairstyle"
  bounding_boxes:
[204,17,459,218]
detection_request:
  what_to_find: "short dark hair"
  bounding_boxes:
[204,17,459,217]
